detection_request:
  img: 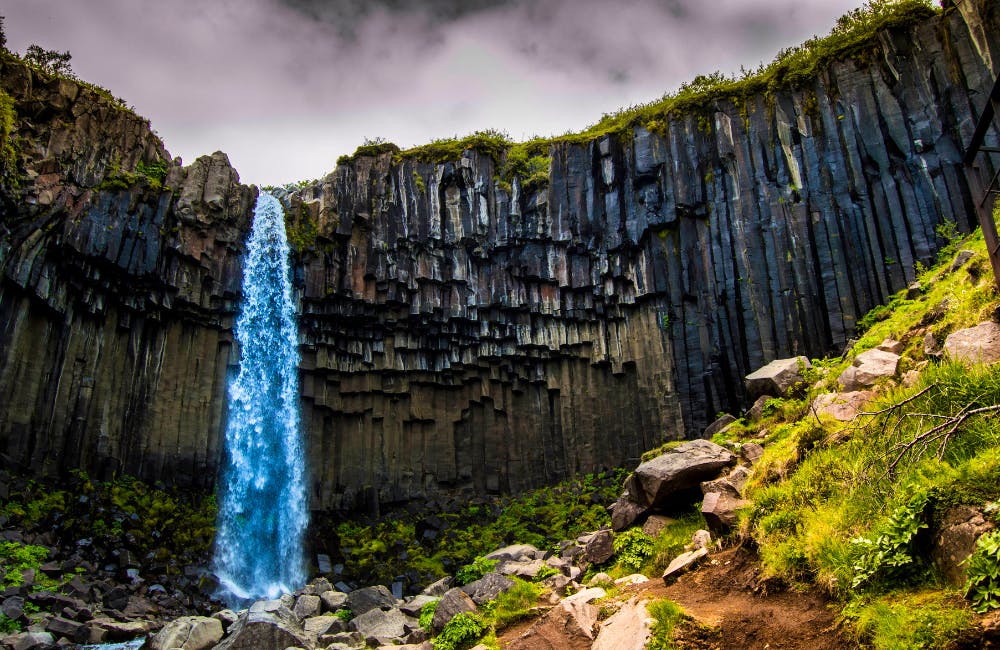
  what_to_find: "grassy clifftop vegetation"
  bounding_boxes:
[335,0,937,178]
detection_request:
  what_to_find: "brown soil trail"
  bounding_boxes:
[633,546,854,649]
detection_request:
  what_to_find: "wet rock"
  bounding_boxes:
[293,594,321,619]
[346,585,396,616]
[430,588,477,631]
[461,572,515,605]
[744,357,811,398]
[944,322,1000,365]
[4,631,55,650]
[213,600,310,650]
[44,616,88,644]
[626,440,735,508]
[319,590,348,612]
[148,615,223,650]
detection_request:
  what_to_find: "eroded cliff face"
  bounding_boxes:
[1,3,998,510]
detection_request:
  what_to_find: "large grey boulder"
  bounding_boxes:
[349,607,414,641]
[346,585,396,616]
[148,615,223,650]
[213,599,311,650]
[5,631,55,650]
[945,321,1000,365]
[430,588,477,631]
[592,597,652,650]
[484,544,541,561]
[744,356,811,397]
[461,572,515,605]
[609,495,647,532]
[294,594,322,619]
[838,348,900,391]
[625,440,736,508]
[581,529,614,565]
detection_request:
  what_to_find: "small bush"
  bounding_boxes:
[964,529,1000,613]
[335,608,353,622]
[851,490,933,591]
[419,600,438,631]
[612,529,655,572]
[432,612,486,650]
[455,556,499,585]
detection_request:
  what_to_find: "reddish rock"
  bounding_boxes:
[701,492,748,532]
[812,390,875,421]
[944,322,1000,365]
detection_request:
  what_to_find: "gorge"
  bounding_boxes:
[0,0,999,518]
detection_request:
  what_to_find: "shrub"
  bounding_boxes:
[851,490,933,591]
[964,529,1000,613]
[455,556,498,585]
[612,529,655,572]
[432,612,486,650]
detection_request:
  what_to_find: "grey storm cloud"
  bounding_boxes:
[4,0,864,184]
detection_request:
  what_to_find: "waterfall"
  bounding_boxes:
[213,192,308,605]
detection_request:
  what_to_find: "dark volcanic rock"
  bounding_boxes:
[213,600,310,650]
[1,2,999,511]
[625,440,736,508]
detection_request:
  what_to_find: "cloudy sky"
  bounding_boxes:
[6,0,865,185]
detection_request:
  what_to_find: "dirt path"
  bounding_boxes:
[499,545,854,649]
[641,546,853,649]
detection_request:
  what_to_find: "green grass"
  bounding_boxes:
[733,226,998,642]
[331,469,626,587]
[646,598,688,650]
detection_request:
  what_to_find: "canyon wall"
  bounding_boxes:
[1,2,998,510]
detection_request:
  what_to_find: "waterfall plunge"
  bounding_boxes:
[213,193,308,605]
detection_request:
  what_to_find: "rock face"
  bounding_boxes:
[2,3,1000,510]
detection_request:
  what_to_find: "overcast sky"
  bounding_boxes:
[6,0,867,185]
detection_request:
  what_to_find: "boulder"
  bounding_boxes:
[944,322,1000,365]
[931,505,995,585]
[592,597,652,650]
[662,547,708,583]
[609,496,647,532]
[747,394,774,421]
[5,631,55,650]
[45,616,89,644]
[293,594,322,619]
[319,590,348,612]
[877,338,904,355]
[690,529,712,550]
[641,515,675,538]
[744,357,811,397]
[346,585,396,616]
[305,577,333,595]
[1,596,24,620]
[148,616,223,650]
[506,592,599,650]
[213,599,311,650]
[740,442,764,465]
[581,529,614,565]
[461,572,515,605]
[497,558,546,579]
[211,609,239,633]
[702,414,737,439]
[349,607,413,641]
[421,577,452,597]
[430,588,477,631]
[949,249,975,272]
[399,594,438,617]
[838,348,900,391]
[701,492,748,532]
[484,544,541,561]
[625,440,735,508]
[302,614,345,638]
[812,391,875,422]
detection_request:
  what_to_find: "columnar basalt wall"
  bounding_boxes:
[1,3,998,510]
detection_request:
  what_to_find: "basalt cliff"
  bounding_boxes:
[1,2,998,511]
